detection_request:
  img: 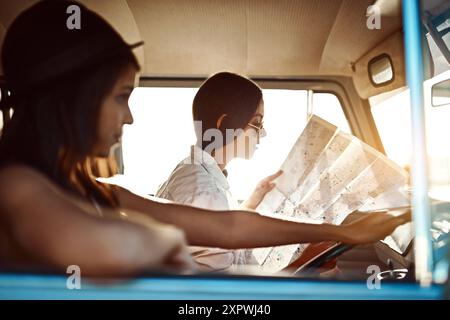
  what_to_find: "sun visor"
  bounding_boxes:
[352,31,406,99]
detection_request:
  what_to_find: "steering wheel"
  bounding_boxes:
[291,242,354,276]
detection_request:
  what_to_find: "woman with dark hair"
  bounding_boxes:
[0,0,194,276]
[157,72,281,271]
[0,1,408,277]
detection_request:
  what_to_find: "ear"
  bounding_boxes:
[216,113,227,129]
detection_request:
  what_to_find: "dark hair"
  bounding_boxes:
[193,72,263,150]
[0,53,139,207]
[0,0,140,207]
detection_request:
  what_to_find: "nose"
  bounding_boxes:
[124,104,134,125]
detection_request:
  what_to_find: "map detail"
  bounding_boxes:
[252,115,409,272]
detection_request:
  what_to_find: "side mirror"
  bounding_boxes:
[368,54,394,86]
[432,79,450,107]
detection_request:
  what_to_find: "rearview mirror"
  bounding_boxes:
[368,54,394,86]
[432,79,450,107]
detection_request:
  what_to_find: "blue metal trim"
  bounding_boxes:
[402,0,434,284]
[0,274,443,300]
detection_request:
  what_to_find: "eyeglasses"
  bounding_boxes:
[247,122,264,135]
[247,122,264,144]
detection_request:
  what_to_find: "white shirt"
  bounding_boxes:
[156,145,248,271]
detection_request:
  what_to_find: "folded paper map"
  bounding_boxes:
[252,115,409,272]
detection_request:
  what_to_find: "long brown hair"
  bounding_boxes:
[0,53,139,207]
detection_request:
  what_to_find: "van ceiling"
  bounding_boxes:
[0,0,403,78]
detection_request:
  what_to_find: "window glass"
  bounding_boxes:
[122,88,351,201]
[369,88,412,168]
[369,73,450,202]
[312,92,351,134]
[122,87,197,194]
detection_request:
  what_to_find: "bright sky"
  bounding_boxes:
[370,69,450,200]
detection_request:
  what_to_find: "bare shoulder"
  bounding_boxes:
[0,164,48,180]
[0,165,55,190]
[0,165,105,228]
[0,165,59,209]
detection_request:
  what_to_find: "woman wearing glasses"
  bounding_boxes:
[156,72,297,271]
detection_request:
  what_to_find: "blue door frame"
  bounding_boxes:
[0,273,444,300]
[402,0,434,285]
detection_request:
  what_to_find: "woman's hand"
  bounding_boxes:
[243,170,283,210]
[160,229,198,273]
[119,208,197,272]
[340,210,411,245]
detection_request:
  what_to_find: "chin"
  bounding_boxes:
[94,145,113,158]
[94,150,110,158]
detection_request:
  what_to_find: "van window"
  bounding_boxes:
[311,92,351,134]
[122,87,351,200]
[425,73,450,201]
[369,87,412,168]
[369,72,450,202]
[122,87,197,194]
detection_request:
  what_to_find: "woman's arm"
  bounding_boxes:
[115,186,410,249]
[0,166,191,276]
[241,170,283,210]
